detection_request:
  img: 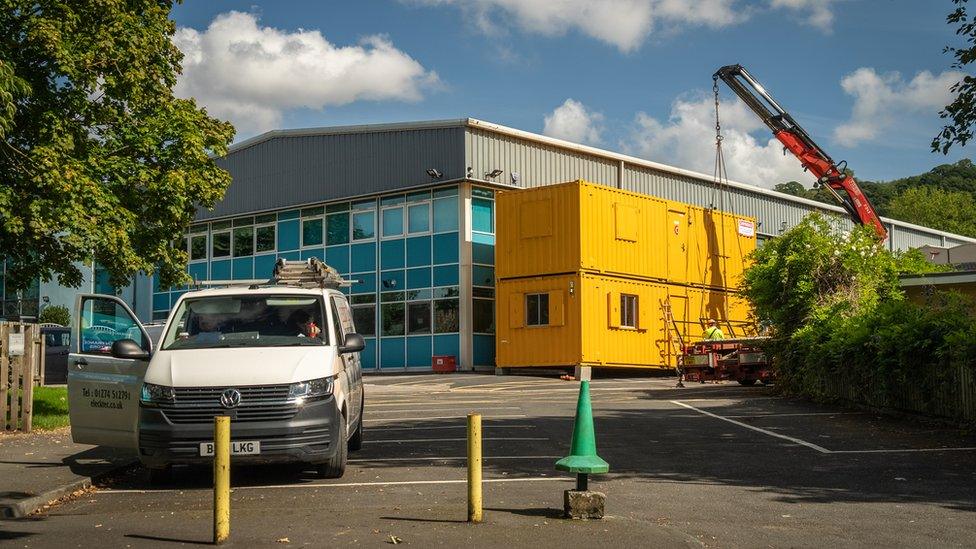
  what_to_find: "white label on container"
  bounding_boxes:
[737,219,756,238]
[8,333,24,356]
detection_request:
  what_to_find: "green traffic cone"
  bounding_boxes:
[555,380,609,474]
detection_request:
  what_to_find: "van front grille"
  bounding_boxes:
[160,385,298,424]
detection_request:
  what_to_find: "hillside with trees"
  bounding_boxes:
[773,159,976,237]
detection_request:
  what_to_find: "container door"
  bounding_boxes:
[67,294,151,449]
[667,209,688,284]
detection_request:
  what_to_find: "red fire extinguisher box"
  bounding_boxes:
[432,355,457,373]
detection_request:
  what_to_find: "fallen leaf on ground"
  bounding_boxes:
[388,535,402,544]
[276,537,290,543]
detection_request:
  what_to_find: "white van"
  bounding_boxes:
[67,272,365,484]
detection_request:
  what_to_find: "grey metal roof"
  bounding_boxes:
[203,117,976,248]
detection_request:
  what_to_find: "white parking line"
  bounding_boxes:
[366,407,522,414]
[365,414,526,422]
[364,437,547,444]
[670,400,832,453]
[368,400,507,407]
[100,476,570,494]
[369,424,534,432]
[830,447,976,454]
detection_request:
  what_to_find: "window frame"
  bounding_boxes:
[620,293,638,329]
[525,293,550,327]
[211,230,231,258]
[301,216,325,248]
[254,223,276,254]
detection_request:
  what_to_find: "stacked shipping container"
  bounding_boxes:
[495,180,757,371]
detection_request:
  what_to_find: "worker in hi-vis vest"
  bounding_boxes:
[703,319,725,340]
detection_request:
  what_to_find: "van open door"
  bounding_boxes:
[67,294,152,449]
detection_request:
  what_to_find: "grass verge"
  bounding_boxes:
[32,386,70,430]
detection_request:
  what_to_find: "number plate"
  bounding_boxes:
[199,440,261,456]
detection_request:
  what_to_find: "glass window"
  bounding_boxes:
[433,286,460,299]
[302,218,323,247]
[327,213,350,245]
[407,203,430,233]
[526,293,549,326]
[233,216,254,227]
[352,305,376,337]
[233,227,254,257]
[302,206,324,217]
[190,235,207,261]
[353,211,375,240]
[180,236,189,253]
[327,202,350,213]
[256,225,275,253]
[621,294,638,328]
[255,213,276,224]
[381,302,405,336]
[211,220,232,231]
[382,207,404,237]
[79,297,144,355]
[472,197,494,234]
[407,301,432,335]
[433,298,459,333]
[432,197,458,232]
[212,231,230,258]
[473,299,494,334]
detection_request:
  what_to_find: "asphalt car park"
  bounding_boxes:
[4,374,976,547]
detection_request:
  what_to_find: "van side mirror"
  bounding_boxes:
[111,338,150,360]
[338,333,365,354]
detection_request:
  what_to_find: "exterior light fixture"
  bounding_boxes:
[485,169,503,179]
[426,168,443,179]
[511,172,520,185]
[383,279,397,288]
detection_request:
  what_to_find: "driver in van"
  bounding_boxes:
[192,315,223,343]
[293,310,321,339]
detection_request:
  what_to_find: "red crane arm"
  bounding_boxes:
[714,64,888,241]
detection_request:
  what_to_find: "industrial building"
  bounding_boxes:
[6,118,975,372]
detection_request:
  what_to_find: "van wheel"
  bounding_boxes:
[737,379,758,386]
[317,414,348,479]
[348,398,364,452]
[148,465,172,486]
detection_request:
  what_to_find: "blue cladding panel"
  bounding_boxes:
[277,209,300,221]
[473,335,496,366]
[380,239,405,270]
[351,242,376,272]
[254,254,277,278]
[360,338,376,370]
[432,334,460,361]
[277,220,300,251]
[472,265,495,287]
[301,248,325,261]
[406,336,432,368]
[380,270,404,291]
[152,275,161,292]
[406,267,431,289]
[211,260,231,280]
[351,272,376,294]
[153,293,169,311]
[232,257,254,280]
[432,265,459,287]
[326,245,350,273]
[472,242,494,266]
[432,232,458,264]
[405,236,431,268]
[380,338,405,369]
[277,250,300,261]
[188,263,208,283]
[170,291,187,308]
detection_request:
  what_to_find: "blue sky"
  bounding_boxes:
[171,1,971,186]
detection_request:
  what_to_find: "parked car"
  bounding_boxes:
[66,284,366,484]
[40,325,71,385]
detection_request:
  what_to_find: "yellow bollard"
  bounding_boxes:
[467,413,482,523]
[213,416,230,545]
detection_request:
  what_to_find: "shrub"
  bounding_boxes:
[38,305,71,326]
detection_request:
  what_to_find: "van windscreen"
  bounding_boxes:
[161,294,328,350]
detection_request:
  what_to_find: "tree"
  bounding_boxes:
[0,1,234,293]
[38,304,70,326]
[886,187,976,237]
[934,0,976,153]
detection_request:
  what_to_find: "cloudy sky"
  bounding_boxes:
[171,1,970,185]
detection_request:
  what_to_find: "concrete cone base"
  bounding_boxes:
[564,489,606,519]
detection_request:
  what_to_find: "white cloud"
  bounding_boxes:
[409,0,743,53]
[768,0,837,31]
[174,11,439,136]
[625,94,810,189]
[833,68,964,147]
[543,99,604,145]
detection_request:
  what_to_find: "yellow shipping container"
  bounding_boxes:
[496,273,755,370]
[496,180,756,289]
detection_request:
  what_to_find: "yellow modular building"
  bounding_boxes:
[496,274,753,369]
[496,180,758,290]
[495,180,758,371]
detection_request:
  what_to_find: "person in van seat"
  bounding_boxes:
[292,310,321,339]
[703,319,725,340]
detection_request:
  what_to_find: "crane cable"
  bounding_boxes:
[710,76,733,333]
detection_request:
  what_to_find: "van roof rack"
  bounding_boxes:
[187,258,354,290]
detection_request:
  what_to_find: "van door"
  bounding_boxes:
[67,294,151,449]
[331,295,363,425]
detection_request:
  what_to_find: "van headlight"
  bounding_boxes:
[140,383,175,406]
[288,377,334,402]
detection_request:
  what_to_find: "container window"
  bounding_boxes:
[255,225,276,253]
[407,301,432,335]
[621,294,638,328]
[302,218,324,247]
[526,293,549,326]
[190,235,208,261]
[212,231,230,258]
[353,211,376,240]
[381,302,405,336]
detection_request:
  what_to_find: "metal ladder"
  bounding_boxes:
[271,258,349,289]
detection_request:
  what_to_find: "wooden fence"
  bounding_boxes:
[1,322,46,432]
